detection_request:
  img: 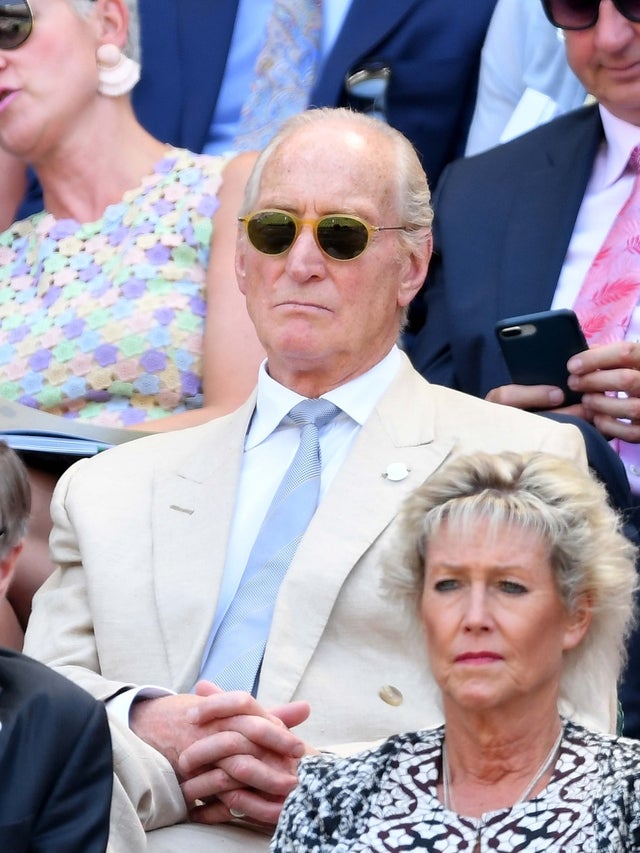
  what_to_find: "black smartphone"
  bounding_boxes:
[494,309,588,406]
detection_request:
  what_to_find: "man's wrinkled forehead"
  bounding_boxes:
[256,123,397,212]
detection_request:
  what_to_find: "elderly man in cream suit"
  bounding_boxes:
[24,110,606,852]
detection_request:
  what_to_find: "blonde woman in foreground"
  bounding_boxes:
[273,451,640,851]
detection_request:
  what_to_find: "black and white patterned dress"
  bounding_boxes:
[271,721,640,852]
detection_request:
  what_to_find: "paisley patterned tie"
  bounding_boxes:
[233,0,322,151]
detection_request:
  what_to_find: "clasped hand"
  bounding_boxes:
[486,342,640,443]
[130,680,310,828]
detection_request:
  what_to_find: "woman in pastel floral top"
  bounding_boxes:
[272,451,640,852]
[0,0,263,645]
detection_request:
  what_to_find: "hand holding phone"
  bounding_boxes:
[495,309,588,407]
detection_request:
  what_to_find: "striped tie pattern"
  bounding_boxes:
[207,398,340,693]
[233,0,322,151]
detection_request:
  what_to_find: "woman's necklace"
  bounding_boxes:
[442,723,564,813]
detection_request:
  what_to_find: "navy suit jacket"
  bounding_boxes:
[408,105,640,740]
[409,103,603,393]
[133,0,497,188]
[0,649,112,852]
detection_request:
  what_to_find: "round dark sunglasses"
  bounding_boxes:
[0,0,97,51]
[542,0,640,30]
[0,0,32,49]
[239,209,409,261]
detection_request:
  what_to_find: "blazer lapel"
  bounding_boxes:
[179,0,240,150]
[151,396,255,692]
[313,0,422,103]
[258,359,455,705]
[498,105,604,318]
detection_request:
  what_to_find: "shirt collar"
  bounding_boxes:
[598,104,640,187]
[245,346,403,449]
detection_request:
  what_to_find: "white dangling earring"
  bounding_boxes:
[96,43,141,97]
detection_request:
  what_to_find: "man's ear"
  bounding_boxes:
[0,542,22,602]
[236,234,249,295]
[397,231,432,309]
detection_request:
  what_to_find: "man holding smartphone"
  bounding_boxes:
[409,0,640,737]
[411,0,640,500]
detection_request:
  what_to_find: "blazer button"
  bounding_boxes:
[379,684,403,706]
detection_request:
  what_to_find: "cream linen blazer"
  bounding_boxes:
[24,355,601,852]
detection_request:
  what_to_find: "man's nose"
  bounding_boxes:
[285,224,326,280]
[593,0,637,50]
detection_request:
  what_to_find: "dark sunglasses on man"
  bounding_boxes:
[0,0,96,51]
[542,0,640,30]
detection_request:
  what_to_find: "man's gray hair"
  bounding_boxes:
[67,0,141,63]
[384,450,638,724]
[239,107,434,257]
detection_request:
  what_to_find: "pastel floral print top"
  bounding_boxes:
[0,148,227,427]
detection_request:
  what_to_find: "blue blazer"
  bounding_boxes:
[409,104,603,394]
[134,0,497,188]
[0,649,112,852]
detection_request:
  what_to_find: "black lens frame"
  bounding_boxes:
[542,0,640,30]
[0,0,33,51]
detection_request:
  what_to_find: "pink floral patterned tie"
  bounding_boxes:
[573,145,640,490]
[234,0,322,151]
[573,145,640,345]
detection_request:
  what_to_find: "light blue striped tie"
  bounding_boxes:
[207,398,340,694]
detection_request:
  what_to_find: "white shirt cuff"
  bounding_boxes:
[107,685,176,727]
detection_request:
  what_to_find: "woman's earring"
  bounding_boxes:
[96,43,141,97]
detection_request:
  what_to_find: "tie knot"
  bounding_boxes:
[288,398,341,429]
[630,144,640,173]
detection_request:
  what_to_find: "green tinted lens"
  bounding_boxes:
[316,216,369,260]
[247,211,298,255]
[0,1,32,50]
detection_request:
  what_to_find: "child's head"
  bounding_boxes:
[0,444,31,597]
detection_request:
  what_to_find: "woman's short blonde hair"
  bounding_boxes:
[384,450,638,717]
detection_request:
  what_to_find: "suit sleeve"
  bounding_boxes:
[24,463,134,699]
[23,464,189,833]
[544,419,589,470]
[31,698,113,853]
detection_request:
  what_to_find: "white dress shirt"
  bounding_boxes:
[465,0,586,156]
